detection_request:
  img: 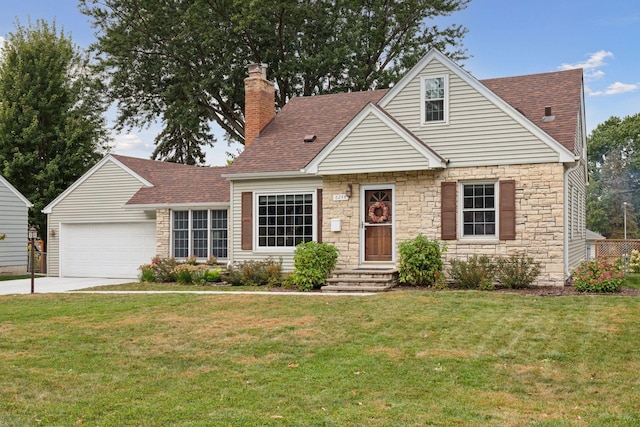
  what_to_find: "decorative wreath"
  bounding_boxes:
[368,201,389,223]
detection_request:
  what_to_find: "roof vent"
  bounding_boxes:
[542,106,556,123]
[303,134,317,143]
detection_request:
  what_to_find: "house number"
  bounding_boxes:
[333,194,349,201]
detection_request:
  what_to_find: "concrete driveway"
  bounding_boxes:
[0,277,136,295]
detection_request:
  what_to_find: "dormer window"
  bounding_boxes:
[422,75,448,125]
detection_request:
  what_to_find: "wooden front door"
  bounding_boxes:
[363,188,393,262]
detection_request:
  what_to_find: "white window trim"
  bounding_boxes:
[421,74,449,125]
[254,191,317,253]
[171,209,228,260]
[458,181,499,241]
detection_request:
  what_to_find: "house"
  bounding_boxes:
[0,175,32,275]
[586,229,605,259]
[44,49,587,286]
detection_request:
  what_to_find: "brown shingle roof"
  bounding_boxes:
[225,89,388,175]
[112,154,229,205]
[480,68,583,153]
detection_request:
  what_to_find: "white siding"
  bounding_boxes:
[317,113,431,174]
[47,161,154,276]
[383,60,559,167]
[0,182,29,269]
[230,177,322,270]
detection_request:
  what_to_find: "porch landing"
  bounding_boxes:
[322,269,398,293]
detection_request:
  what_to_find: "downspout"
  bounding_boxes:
[564,159,582,281]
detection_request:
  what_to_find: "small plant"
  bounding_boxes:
[0,233,6,241]
[449,255,496,290]
[288,241,339,291]
[206,256,218,266]
[226,258,283,286]
[629,249,640,273]
[397,235,446,287]
[149,256,178,282]
[185,255,198,265]
[572,258,623,293]
[138,264,156,282]
[494,253,541,289]
[174,264,209,285]
[205,269,222,283]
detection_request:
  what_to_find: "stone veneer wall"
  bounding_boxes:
[156,208,171,257]
[322,163,566,286]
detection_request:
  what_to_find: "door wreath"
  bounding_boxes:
[368,201,389,223]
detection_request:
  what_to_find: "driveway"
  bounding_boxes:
[0,277,135,295]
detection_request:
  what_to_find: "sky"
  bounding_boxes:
[0,0,638,166]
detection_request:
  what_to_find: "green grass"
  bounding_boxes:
[0,274,44,282]
[1,291,639,426]
[623,273,640,289]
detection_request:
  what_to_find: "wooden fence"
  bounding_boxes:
[595,239,640,259]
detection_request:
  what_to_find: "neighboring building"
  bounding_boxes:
[45,49,588,285]
[586,229,605,259]
[0,175,32,275]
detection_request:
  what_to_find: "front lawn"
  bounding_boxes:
[0,291,638,426]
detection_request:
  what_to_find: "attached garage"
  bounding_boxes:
[60,222,156,278]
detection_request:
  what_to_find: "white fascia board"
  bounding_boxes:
[122,202,230,210]
[379,49,576,164]
[303,103,447,174]
[221,171,307,180]
[0,175,32,207]
[42,154,154,214]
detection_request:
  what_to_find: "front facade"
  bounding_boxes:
[44,50,587,286]
[0,175,32,274]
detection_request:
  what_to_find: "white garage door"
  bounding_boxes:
[61,222,156,278]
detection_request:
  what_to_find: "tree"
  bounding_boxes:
[0,20,109,239]
[80,0,469,164]
[586,114,640,238]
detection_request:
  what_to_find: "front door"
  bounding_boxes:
[363,187,393,262]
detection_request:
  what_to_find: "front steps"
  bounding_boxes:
[322,268,398,293]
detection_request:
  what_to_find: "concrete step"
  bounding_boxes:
[323,268,398,293]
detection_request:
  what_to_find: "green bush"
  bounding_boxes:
[138,264,156,282]
[629,250,640,273]
[494,253,541,289]
[288,241,339,291]
[449,255,496,290]
[226,258,283,286]
[205,269,222,283]
[397,235,446,287]
[573,258,623,293]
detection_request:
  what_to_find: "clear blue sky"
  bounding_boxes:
[1,0,638,165]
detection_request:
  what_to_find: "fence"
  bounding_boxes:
[595,239,640,259]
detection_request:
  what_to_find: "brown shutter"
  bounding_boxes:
[499,180,516,240]
[316,188,323,243]
[441,181,457,240]
[241,192,253,250]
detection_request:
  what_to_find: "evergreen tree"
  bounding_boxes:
[0,20,109,239]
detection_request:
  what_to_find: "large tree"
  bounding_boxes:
[586,114,640,238]
[0,20,109,238]
[80,0,469,164]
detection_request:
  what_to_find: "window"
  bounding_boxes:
[422,75,448,124]
[257,193,314,248]
[462,183,496,237]
[172,210,228,259]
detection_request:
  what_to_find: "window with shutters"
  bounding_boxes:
[172,209,228,259]
[257,193,314,248]
[461,183,497,237]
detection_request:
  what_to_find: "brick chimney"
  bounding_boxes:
[244,63,275,146]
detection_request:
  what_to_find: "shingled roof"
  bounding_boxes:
[481,67,583,153]
[225,89,388,175]
[112,155,229,206]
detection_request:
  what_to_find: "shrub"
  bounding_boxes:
[226,258,283,286]
[138,264,156,282]
[449,255,496,290]
[149,256,178,282]
[494,253,541,289]
[206,256,218,266]
[288,241,339,291]
[205,269,222,283]
[572,258,623,293]
[185,255,198,265]
[397,235,446,287]
[629,249,640,273]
